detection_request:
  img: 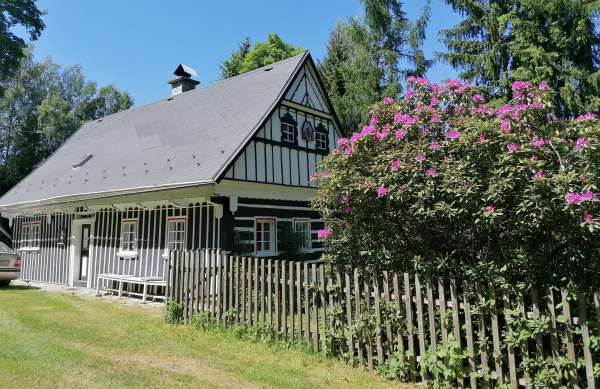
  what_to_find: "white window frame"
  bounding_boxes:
[315,130,328,151]
[255,217,276,256]
[293,218,312,252]
[20,221,41,251]
[166,216,187,252]
[281,122,296,143]
[118,218,138,258]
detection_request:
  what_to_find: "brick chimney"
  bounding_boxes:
[168,64,200,95]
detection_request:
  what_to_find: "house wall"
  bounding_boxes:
[13,200,222,288]
[228,197,325,258]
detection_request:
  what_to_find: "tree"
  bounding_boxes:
[320,0,430,133]
[0,0,45,87]
[0,50,133,195]
[219,33,303,79]
[440,0,600,117]
[313,78,600,290]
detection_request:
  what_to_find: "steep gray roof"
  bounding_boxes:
[0,52,308,208]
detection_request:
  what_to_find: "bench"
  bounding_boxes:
[97,273,166,303]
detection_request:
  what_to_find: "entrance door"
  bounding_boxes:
[79,224,91,281]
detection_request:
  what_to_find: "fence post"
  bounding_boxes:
[414,274,426,383]
[502,289,518,388]
[578,292,595,389]
[403,273,416,381]
[462,281,476,389]
[561,289,578,388]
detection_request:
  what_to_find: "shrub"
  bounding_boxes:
[164,299,183,324]
[313,78,600,289]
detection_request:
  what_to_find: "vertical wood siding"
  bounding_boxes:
[14,202,221,288]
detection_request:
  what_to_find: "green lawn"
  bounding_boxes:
[0,285,410,388]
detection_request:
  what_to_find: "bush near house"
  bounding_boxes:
[313,78,600,290]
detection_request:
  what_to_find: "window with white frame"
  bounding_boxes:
[21,222,41,249]
[315,124,328,151]
[255,218,275,256]
[119,219,138,252]
[294,219,311,251]
[280,113,297,144]
[166,217,187,251]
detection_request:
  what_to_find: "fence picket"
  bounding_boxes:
[561,289,578,388]
[253,258,259,326]
[414,274,426,383]
[304,262,310,343]
[475,283,489,388]
[382,271,393,357]
[268,258,273,328]
[355,269,364,366]
[426,279,437,381]
[364,272,373,370]
[296,262,302,341]
[312,263,319,352]
[578,293,595,389]
[261,258,266,324]
[462,282,476,389]
[345,270,354,363]
[282,260,287,338]
[216,251,222,321]
[289,261,295,342]
[502,289,518,388]
[275,260,280,332]
[403,273,416,381]
[373,274,384,366]
[438,279,448,353]
[546,288,560,368]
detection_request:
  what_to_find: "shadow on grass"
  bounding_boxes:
[0,283,40,291]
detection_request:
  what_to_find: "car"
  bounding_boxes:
[0,242,20,287]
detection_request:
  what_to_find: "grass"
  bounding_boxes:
[0,285,412,388]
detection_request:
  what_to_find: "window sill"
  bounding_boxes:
[117,251,138,259]
[18,247,40,253]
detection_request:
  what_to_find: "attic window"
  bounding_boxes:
[72,154,93,168]
[280,113,297,144]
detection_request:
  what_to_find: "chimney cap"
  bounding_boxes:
[174,64,198,78]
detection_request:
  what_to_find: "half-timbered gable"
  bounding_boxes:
[222,59,342,187]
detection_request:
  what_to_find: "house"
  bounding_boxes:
[0,52,342,292]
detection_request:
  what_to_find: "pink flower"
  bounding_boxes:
[484,205,496,213]
[501,121,511,132]
[584,213,594,223]
[532,137,546,148]
[383,97,394,105]
[415,153,426,162]
[538,82,550,90]
[478,133,487,143]
[317,228,332,239]
[431,114,442,122]
[576,112,597,122]
[405,89,414,99]
[533,170,545,180]
[429,141,441,151]
[430,97,440,106]
[425,168,437,177]
[472,94,484,103]
[575,137,587,150]
[581,191,596,201]
[512,81,532,91]
[507,143,519,153]
[340,195,349,205]
[446,130,461,140]
[390,160,402,171]
[376,185,389,198]
[395,129,407,139]
[369,116,379,125]
[566,192,582,204]
[343,207,351,214]
[531,101,543,108]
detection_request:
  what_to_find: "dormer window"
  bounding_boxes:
[315,123,329,151]
[280,113,297,144]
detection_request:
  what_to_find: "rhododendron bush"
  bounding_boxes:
[313,78,600,288]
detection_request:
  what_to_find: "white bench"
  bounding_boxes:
[97,273,166,303]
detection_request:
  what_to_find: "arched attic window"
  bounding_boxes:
[280,113,297,144]
[315,123,329,151]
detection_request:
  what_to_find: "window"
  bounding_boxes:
[119,219,138,252]
[21,222,41,249]
[255,218,276,256]
[315,123,329,151]
[166,217,187,251]
[294,218,311,251]
[280,113,297,144]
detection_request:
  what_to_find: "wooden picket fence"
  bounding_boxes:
[166,249,599,388]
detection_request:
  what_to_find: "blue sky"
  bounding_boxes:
[30,0,460,106]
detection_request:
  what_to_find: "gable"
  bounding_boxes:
[284,61,332,113]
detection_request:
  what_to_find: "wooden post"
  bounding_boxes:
[275,260,280,333]
[403,273,416,381]
[296,262,302,340]
[268,258,273,328]
[356,269,364,366]
[234,256,240,323]
[247,257,253,325]
[289,260,295,342]
[426,279,437,381]
[546,288,560,368]
[199,250,205,312]
[304,262,310,343]
[462,281,476,389]
[253,258,259,326]
[438,279,449,352]
[373,273,384,367]
[364,271,373,370]
[489,284,503,384]
[382,271,393,358]
[475,283,489,388]
[414,274,426,383]
[502,289,518,388]
[561,289,578,388]
[260,258,266,324]
[345,269,354,363]
[241,256,247,323]
[312,263,319,352]
[281,260,287,339]
[216,251,222,321]
[578,293,595,389]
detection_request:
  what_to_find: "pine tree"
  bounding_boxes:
[441,0,600,117]
[320,0,430,132]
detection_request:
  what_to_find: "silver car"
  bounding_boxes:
[0,242,20,287]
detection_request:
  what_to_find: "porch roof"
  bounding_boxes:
[0,52,308,211]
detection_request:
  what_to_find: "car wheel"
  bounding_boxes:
[0,280,10,287]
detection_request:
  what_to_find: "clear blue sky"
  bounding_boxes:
[30,0,460,106]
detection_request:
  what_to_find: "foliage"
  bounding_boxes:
[440,0,600,117]
[313,78,600,289]
[421,335,469,387]
[277,222,305,260]
[0,50,133,196]
[0,0,45,89]
[219,33,303,79]
[163,299,183,324]
[320,1,430,132]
